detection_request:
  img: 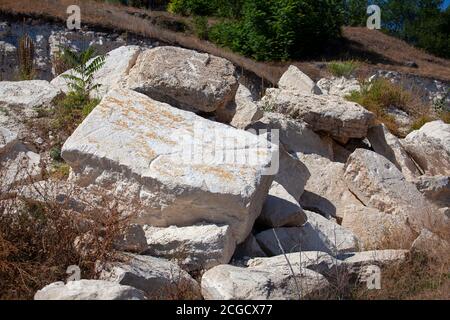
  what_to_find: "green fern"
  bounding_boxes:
[60,46,106,99]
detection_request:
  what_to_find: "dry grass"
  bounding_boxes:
[0,163,131,300]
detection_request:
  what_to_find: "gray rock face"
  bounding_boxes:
[61,88,275,244]
[230,84,263,129]
[367,124,422,181]
[233,234,267,260]
[0,41,17,80]
[34,280,146,300]
[258,181,307,228]
[113,224,148,253]
[0,127,17,154]
[250,112,332,159]
[51,45,142,99]
[343,149,447,232]
[340,250,409,267]
[403,121,450,176]
[201,263,329,300]
[98,253,201,299]
[126,46,238,113]
[144,224,236,272]
[410,228,449,256]
[260,88,375,141]
[278,65,322,94]
[247,251,341,277]
[414,175,450,208]
[255,211,359,256]
[299,154,361,219]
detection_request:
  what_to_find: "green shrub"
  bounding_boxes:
[327,60,359,78]
[209,0,344,61]
[193,15,209,40]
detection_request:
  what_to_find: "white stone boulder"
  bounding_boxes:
[316,77,361,97]
[0,127,17,154]
[410,228,449,256]
[258,181,307,228]
[299,154,361,219]
[340,250,408,267]
[255,211,359,256]
[230,84,263,129]
[125,46,238,113]
[260,88,375,141]
[51,45,142,99]
[403,121,450,176]
[98,253,201,299]
[201,263,329,300]
[0,80,61,111]
[143,223,235,272]
[278,65,322,94]
[414,175,450,208]
[34,280,146,300]
[343,149,446,232]
[367,124,421,181]
[61,88,275,244]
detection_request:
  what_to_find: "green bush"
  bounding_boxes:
[193,15,209,40]
[327,60,359,78]
[209,0,344,61]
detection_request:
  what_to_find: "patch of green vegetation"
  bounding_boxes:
[192,15,209,40]
[327,60,359,78]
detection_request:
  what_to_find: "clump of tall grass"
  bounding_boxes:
[327,60,359,78]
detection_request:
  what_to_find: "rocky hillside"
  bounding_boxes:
[1,43,449,300]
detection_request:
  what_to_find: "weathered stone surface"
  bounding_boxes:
[98,253,201,299]
[274,147,310,201]
[51,45,142,99]
[61,88,275,243]
[410,228,449,256]
[126,46,238,113]
[278,65,322,94]
[201,263,329,300]
[343,149,446,232]
[0,142,41,190]
[113,224,147,253]
[414,175,450,208]
[0,41,17,81]
[317,77,361,97]
[143,224,235,271]
[250,112,332,159]
[260,88,375,140]
[247,251,341,276]
[0,127,17,155]
[403,121,450,176]
[299,154,361,219]
[255,211,359,256]
[0,80,61,111]
[230,84,263,129]
[340,250,408,267]
[233,233,267,260]
[258,181,307,228]
[341,204,414,250]
[367,124,421,181]
[34,280,146,300]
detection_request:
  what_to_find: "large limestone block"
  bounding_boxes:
[316,77,361,97]
[98,254,201,299]
[414,175,450,208]
[367,124,421,181]
[0,80,61,111]
[61,88,275,243]
[299,154,361,219]
[126,46,238,113]
[257,181,307,228]
[403,121,450,176]
[255,211,359,256]
[250,112,332,159]
[260,88,375,140]
[34,280,146,300]
[201,263,329,300]
[143,224,235,272]
[51,45,142,99]
[343,149,447,232]
[278,65,322,94]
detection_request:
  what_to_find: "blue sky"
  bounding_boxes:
[443,0,450,9]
